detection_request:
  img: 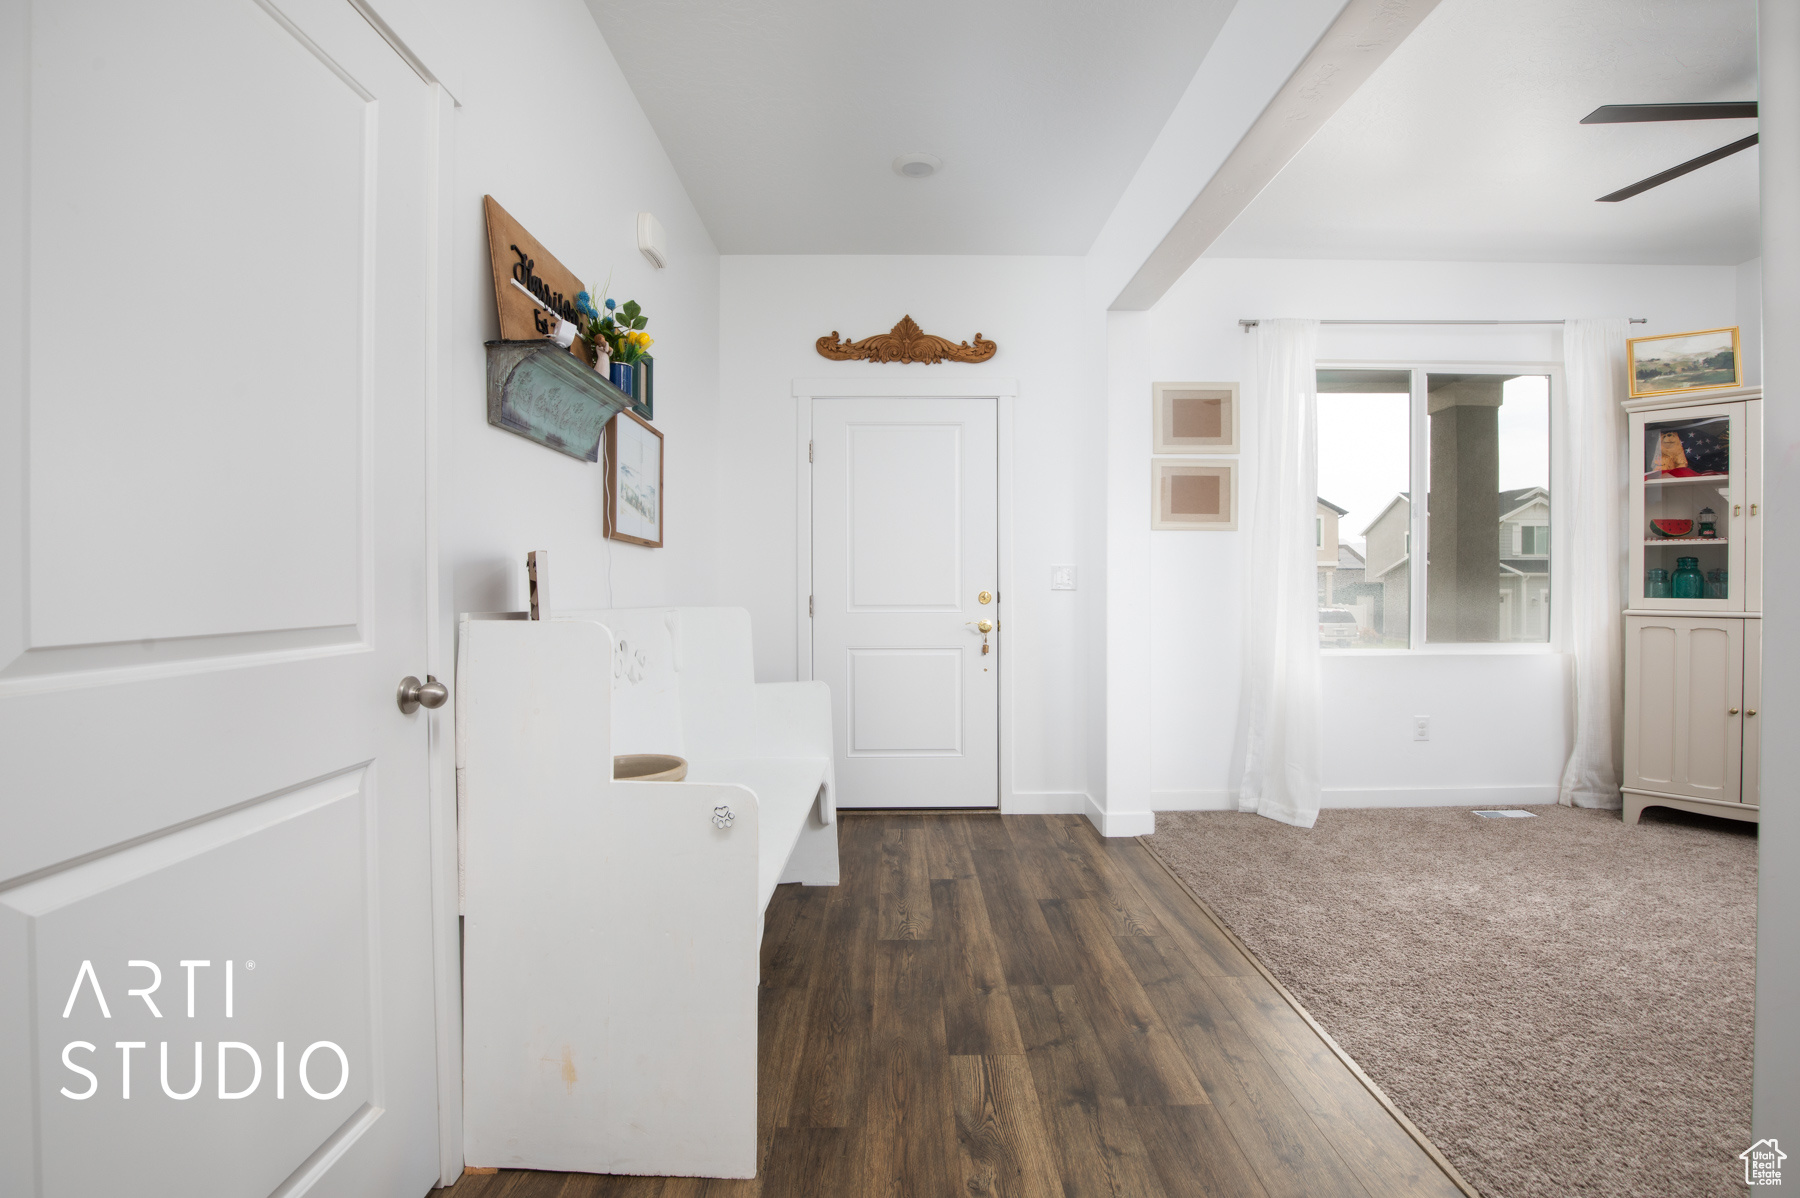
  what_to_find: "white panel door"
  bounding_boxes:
[812,398,998,808]
[0,1,442,1195]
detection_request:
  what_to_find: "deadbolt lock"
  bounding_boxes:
[978,590,993,605]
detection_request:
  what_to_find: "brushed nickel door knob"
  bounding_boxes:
[397,675,449,714]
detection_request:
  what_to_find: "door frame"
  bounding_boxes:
[793,378,1018,812]
[339,1,467,1186]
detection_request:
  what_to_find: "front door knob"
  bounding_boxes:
[398,674,449,714]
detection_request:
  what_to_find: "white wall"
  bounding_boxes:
[716,256,1105,807]
[1737,256,1763,383]
[1108,257,1746,821]
[440,0,721,620]
[1752,0,1799,1142]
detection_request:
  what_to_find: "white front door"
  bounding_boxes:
[810,398,999,808]
[0,1,443,1194]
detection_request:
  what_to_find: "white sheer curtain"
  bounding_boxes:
[1234,319,1323,828]
[1558,318,1629,808]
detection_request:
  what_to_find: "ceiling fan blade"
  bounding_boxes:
[1597,133,1760,202]
[1582,101,1758,123]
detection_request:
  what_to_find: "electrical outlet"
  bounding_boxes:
[1051,565,1077,591]
[1413,716,1430,742]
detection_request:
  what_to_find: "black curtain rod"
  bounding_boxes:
[1238,318,1649,329]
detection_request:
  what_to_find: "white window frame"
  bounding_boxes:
[1317,359,1565,657]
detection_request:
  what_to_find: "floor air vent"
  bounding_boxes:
[1472,809,1537,819]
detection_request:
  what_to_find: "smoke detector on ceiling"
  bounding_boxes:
[892,154,942,179]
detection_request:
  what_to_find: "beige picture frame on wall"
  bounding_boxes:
[1152,381,1239,454]
[1152,460,1237,530]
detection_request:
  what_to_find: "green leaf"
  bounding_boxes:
[632,316,647,330]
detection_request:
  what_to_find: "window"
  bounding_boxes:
[1315,516,1323,548]
[1315,368,1551,649]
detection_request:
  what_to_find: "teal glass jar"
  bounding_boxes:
[1646,568,1672,598]
[1672,557,1704,599]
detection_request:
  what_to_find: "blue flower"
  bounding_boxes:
[605,298,616,310]
[575,291,596,318]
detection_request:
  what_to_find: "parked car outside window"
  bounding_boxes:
[1318,607,1359,647]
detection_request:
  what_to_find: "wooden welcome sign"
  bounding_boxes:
[484,195,589,362]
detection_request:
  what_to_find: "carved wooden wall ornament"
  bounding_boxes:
[815,315,998,364]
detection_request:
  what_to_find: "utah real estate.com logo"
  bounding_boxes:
[1742,1139,1787,1187]
[58,959,348,1102]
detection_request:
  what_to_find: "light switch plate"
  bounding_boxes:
[1051,565,1077,591]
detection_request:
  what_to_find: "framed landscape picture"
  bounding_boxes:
[605,410,664,547]
[1627,326,1741,398]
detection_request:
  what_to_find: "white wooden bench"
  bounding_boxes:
[456,607,837,1178]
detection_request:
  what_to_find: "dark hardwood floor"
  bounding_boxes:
[435,813,1465,1198]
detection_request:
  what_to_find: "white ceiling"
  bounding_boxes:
[582,0,1235,254]
[1208,0,1760,264]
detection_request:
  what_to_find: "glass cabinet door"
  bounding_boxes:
[1630,402,1744,612]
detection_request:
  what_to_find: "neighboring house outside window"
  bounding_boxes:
[1316,498,1346,605]
[1359,487,1550,645]
[1361,493,1412,644]
[1497,487,1551,641]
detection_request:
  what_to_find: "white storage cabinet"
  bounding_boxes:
[1622,386,1762,824]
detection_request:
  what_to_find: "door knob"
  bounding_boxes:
[397,674,449,714]
[968,619,993,634]
[1747,709,1758,717]
[1728,707,1740,716]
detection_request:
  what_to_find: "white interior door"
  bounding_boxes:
[0,1,443,1194]
[811,398,999,808]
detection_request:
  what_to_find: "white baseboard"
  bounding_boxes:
[1003,791,1090,815]
[1084,794,1156,837]
[1150,785,1559,812]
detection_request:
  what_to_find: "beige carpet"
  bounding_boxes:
[1142,804,1756,1198]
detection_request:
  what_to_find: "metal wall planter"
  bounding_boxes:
[485,340,632,462]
